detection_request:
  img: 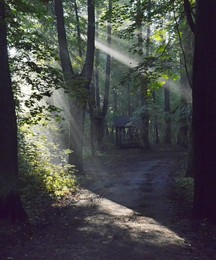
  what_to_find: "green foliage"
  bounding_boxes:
[174,177,194,203]
[170,176,194,217]
[19,120,78,202]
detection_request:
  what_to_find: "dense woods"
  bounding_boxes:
[0,0,215,238]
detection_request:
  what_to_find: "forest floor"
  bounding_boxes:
[1,145,216,259]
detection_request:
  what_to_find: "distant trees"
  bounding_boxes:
[0,0,27,222]
[192,0,216,223]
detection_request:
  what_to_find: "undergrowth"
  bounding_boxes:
[170,158,194,219]
[172,177,194,206]
[18,118,78,223]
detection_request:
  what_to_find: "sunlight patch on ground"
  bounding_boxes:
[99,197,135,216]
[76,189,187,249]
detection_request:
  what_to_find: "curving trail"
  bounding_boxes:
[0,147,210,259]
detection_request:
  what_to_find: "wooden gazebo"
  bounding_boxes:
[113,116,141,148]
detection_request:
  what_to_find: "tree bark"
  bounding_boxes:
[192,0,216,223]
[73,0,83,57]
[183,0,195,34]
[152,91,159,144]
[54,0,95,171]
[177,19,193,148]
[164,86,171,144]
[136,0,150,150]
[0,1,27,222]
[89,0,112,151]
[101,1,112,120]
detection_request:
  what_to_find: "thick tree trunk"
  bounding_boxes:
[54,0,94,170]
[192,0,216,223]
[0,1,27,222]
[68,99,86,172]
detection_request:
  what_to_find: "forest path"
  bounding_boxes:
[0,146,210,259]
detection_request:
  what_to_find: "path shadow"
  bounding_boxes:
[82,146,212,259]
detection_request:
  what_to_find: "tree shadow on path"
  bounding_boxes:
[0,146,214,259]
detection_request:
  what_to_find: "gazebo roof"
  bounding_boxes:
[113,116,143,129]
[113,116,132,127]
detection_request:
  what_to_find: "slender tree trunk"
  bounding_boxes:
[100,0,112,144]
[127,82,131,116]
[177,21,193,148]
[164,86,171,144]
[113,88,117,114]
[89,9,100,154]
[136,0,150,149]
[192,0,216,223]
[152,91,159,144]
[0,1,27,222]
[94,39,100,108]
[177,81,189,147]
[89,0,112,151]
[73,0,83,57]
[140,86,150,149]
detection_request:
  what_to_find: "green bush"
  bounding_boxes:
[174,177,194,204]
[18,120,78,202]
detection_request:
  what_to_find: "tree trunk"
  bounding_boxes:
[136,0,150,150]
[73,0,83,57]
[54,0,94,171]
[192,0,216,223]
[140,86,150,149]
[101,0,112,121]
[177,75,190,147]
[0,1,27,222]
[153,91,159,144]
[164,86,171,144]
[177,20,193,148]
[89,0,112,151]
[67,98,86,171]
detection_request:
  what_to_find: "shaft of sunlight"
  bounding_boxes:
[162,80,192,102]
[95,39,139,68]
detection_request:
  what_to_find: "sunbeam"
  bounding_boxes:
[95,38,139,68]
[162,79,192,102]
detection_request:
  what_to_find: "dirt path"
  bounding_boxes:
[0,147,212,259]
